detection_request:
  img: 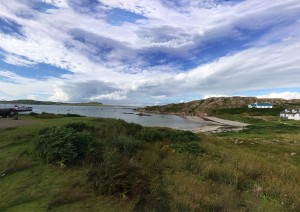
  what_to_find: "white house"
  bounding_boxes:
[248,102,273,108]
[280,109,300,120]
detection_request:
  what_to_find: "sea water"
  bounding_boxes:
[0,104,209,130]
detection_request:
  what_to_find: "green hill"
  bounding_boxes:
[138,96,300,117]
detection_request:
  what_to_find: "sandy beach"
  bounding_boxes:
[185,116,249,134]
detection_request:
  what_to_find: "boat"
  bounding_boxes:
[13,105,33,112]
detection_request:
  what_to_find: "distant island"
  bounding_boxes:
[0,99,104,106]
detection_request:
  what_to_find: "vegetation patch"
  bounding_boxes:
[29,112,84,119]
[64,121,95,132]
[87,150,148,199]
[172,142,205,155]
[1,113,299,211]
[107,136,143,156]
[48,187,90,209]
[35,126,101,166]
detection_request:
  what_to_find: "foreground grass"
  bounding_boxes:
[0,112,299,211]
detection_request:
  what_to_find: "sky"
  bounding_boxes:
[0,0,300,105]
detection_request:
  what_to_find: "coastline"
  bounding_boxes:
[185,115,249,134]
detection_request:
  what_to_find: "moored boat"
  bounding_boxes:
[13,105,33,112]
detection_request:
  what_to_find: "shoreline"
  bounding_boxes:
[185,116,250,134]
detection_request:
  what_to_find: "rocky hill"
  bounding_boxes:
[138,96,300,117]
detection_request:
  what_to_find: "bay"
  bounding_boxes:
[0,104,209,130]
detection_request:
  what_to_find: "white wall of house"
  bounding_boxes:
[249,105,273,108]
[280,113,300,120]
[258,106,272,108]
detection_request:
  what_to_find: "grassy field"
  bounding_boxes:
[0,110,299,211]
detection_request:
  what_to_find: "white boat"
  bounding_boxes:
[13,105,33,112]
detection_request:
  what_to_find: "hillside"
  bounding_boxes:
[138,96,300,117]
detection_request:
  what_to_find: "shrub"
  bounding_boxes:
[35,127,99,166]
[137,128,163,142]
[121,122,143,136]
[205,168,235,185]
[87,151,148,199]
[36,112,64,119]
[108,136,143,156]
[172,142,205,155]
[134,184,172,211]
[28,112,38,116]
[63,113,84,117]
[30,112,83,119]
[165,130,199,143]
[65,122,95,132]
[137,128,200,144]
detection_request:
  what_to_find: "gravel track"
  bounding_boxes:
[0,118,35,129]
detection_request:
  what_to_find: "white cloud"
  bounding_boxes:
[26,94,39,100]
[42,0,68,8]
[0,70,61,100]
[48,88,69,102]
[203,95,228,99]
[3,53,36,67]
[257,92,300,100]
[89,91,127,101]
[0,0,300,104]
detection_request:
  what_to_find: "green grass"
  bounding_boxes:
[0,112,299,211]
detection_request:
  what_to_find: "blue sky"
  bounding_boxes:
[0,0,300,105]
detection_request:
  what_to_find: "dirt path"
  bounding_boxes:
[0,118,36,129]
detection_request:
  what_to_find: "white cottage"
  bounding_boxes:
[248,102,273,108]
[280,109,300,120]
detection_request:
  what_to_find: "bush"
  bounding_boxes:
[36,112,64,119]
[121,122,143,136]
[28,112,38,116]
[108,136,143,156]
[63,113,84,117]
[35,127,100,166]
[65,122,95,132]
[30,112,84,119]
[165,130,199,143]
[87,151,148,199]
[134,184,172,211]
[172,142,205,155]
[137,128,163,142]
[136,128,200,144]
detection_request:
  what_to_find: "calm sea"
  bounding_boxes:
[0,104,209,130]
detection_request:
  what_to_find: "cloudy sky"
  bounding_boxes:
[0,0,300,105]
